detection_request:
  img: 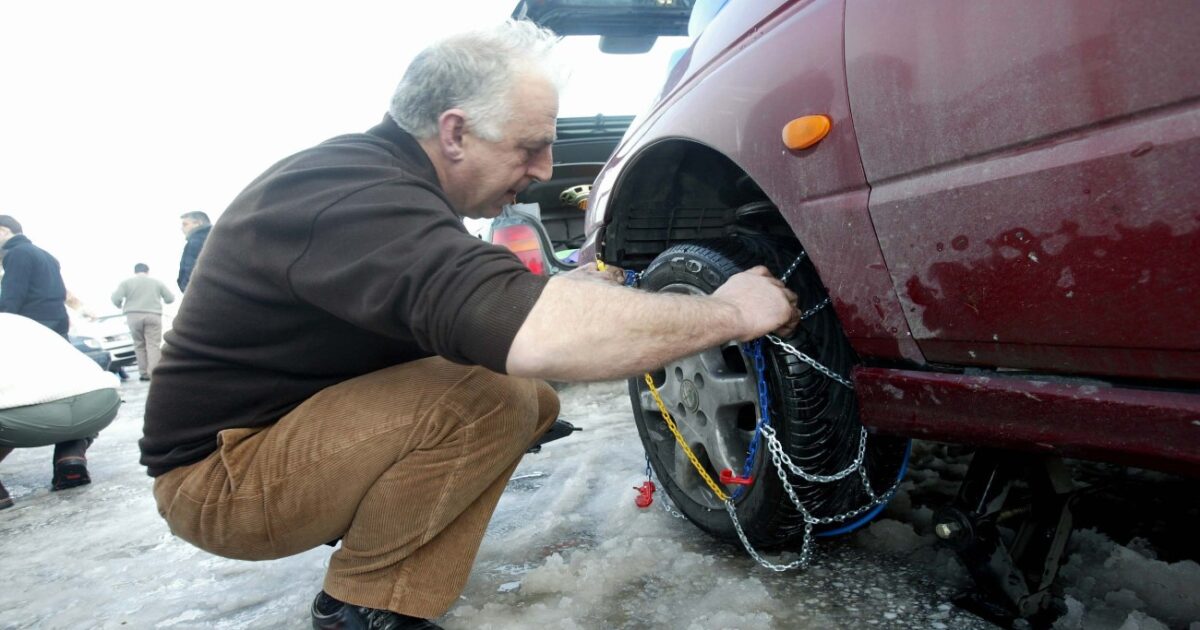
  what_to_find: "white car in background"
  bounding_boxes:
[73,314,137,371]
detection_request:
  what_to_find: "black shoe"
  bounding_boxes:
[139,374,151,382]
[51,456,91,491]
[0,479,12,510]
[526,418,582,454]
[311,591,442,630]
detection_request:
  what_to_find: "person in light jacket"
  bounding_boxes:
[112,263,175,381]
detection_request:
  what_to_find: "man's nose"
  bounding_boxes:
[528,146,553,183]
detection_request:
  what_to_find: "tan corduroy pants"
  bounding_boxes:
[152,356,559,618]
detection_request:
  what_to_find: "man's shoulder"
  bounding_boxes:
[292,126,436,187]
[188,225,212,243]
[1,241,36,262]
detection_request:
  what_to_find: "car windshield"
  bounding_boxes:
[556,35,691,118]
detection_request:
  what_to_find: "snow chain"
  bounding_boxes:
[628,252,902,571]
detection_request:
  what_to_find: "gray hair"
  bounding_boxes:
[180,211,210,225]
[389,20,561,142]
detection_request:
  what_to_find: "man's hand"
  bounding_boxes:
[712,266,799,340]
[565,261,626,285]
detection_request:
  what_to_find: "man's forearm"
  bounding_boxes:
[506,276,743,381]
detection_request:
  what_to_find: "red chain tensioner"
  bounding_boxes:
[719,469,754,486]
[634,480,656,508]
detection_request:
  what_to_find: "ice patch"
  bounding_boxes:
[853,519,933,553]
[1056,528,1200,628]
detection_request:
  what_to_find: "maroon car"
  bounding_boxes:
[515,0,1199,620]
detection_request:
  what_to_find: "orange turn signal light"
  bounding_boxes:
[782,115,831,150]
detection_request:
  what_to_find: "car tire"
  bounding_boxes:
[629,235,908,547]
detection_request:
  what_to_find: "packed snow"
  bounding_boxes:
[1,380,1196,629]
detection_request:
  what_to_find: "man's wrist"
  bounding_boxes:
[706,295,747,342]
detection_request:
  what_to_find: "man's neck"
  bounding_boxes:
[416,136,450,193]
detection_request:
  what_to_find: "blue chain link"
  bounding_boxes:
[624,270,640,287]
[732,339,771,500]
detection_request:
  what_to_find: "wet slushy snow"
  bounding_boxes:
[1,380,1196,629]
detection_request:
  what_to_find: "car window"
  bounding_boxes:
[556,35,691,118]
[688,0,730,38]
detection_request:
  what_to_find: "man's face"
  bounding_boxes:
[453,74,558,219]
[0,227,12,247]
[181,218,200,236]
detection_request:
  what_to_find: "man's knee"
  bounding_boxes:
[455,369,555,447]
[0,389,119,448]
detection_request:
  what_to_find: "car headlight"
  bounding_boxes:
[81,338,101,349]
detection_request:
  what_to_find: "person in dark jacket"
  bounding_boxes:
[176,211,211,292]
[0,216,102,490]
[0,215,70,337]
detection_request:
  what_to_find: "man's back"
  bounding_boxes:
[113,275,174,314]
[140,117,543,476]
[0,234,68,335]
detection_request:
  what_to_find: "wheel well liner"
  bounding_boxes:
[604,140,793,269]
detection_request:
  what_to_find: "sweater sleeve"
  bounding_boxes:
[287,181,547,372]
[159,280,176,304]
[0,249,32,314]
[111,281,127,309]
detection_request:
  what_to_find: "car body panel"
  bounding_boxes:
[70,335,112,371]
[73,314,136,369]
[587,0,924,361]
[856,367,1200,477]
[778,190,923,362]
[846,0,1200,380]
[569,0,1198,473]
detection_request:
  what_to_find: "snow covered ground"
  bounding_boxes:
[1,380,1196,629]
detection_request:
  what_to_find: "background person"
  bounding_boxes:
[0,215,69,337]
[141,21,798,630]
[111,263,176,381]
[0,313,121,508]
[177,211,211,292]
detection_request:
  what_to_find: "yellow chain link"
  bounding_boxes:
[605,253,729,502]
[643,373,730,502]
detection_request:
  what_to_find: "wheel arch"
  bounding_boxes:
[598,136,926,365]
[602,138,810,271]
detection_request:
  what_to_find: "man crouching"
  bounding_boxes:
[140,20,798,629]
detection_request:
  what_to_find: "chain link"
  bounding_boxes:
[800,297,831,320]
[636,250,902,572]
[644,456,688,519]
[779,251,808,284]
[660,494,689,520]
[762,424,867,483]
[643,374,730,502]
[726,500,811,571]
[732,340,768,500]
[765,335,856,389]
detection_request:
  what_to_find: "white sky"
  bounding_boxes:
[0,1,685,312]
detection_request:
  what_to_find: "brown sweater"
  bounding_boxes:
[139,116,547,477]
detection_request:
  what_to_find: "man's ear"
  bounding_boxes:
[436,109,468,162]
